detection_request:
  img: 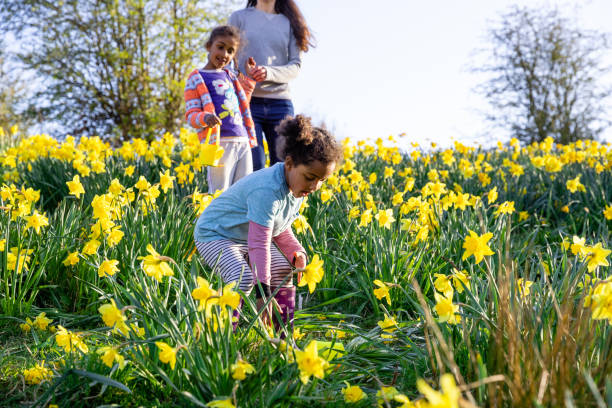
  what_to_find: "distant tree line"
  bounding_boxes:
[474,5,611,145]
[0,0,238,143]
[0,2,610,144]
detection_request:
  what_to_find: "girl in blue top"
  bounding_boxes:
[194,115,342,332]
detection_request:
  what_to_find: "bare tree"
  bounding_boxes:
[474,5,611,145]
[0,0,238,142]
[0,40,34,143]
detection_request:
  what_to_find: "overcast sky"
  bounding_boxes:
[289,0,612,150]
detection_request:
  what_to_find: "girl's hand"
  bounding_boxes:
[256,297,272,327]
[256,297,282,328]
[245,57,257,78]
[294,252,307,283]
[294,252,307,269]
[250,64,267,82]
[204,113,222,127]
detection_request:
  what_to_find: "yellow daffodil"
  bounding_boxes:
[571,236,589,259]
[159,170,175,193]
[393,393,416,408]
[416,373,460,408]
[585,243,611,272]
[106,227,124,247]
[134,175,151,191]
[55,325,88,353]
[320,188,333,203]
[298,254,324,294]
[98,259,119,278]
[97,346,126,368]
[231,358,255,380]
[516,278,534,299]
[462,230,494,264]
[219,282,241,309]
[377,314,398,333]
[358,209,373,227]
[369,172,377,184]
[108,178,124,196]
[23,362,53,384]
[433,274,453,298]
[566,175,586,193]
[495,201,515,216]
[98,299,126,328]
[20,318,33,333]
[206,399,235,408]
[293,214,310,234]
[342,383,366,403]
[63,251,80,266]
[434,292,460,324]
[66,175,85,198]
[294,340,330,384]
[451,269,470,293]
[32,312,52,331]
[602,204,612,220]
[82,239,101,256]
[376,386,400,407]
[589,280,612,323]
[373,279,392,305]
[25,210,49,234]
[155,341,177,370]
[192,277,218,312]
[375,208,395,229]
[138,244,174,282]
[7,247,32,274]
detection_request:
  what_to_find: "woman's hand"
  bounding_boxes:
[248,59,267,82]
[203,113,222,127]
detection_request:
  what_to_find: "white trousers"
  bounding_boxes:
[207,139,253,194]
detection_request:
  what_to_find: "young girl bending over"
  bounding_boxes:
[194,115,342,331]
[184,25,259,194]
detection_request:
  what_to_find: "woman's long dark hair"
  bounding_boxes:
[246,0,314,52]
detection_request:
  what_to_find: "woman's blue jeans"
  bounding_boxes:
[249,97,294,171]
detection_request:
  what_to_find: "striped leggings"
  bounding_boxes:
[195,240,293,294]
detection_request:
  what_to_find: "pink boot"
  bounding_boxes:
[232,298,243,331]
[273,286,295,337]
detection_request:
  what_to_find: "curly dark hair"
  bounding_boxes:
[275,115,343,167]
[205,25,242,49]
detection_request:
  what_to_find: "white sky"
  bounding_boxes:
[290,0,612,150]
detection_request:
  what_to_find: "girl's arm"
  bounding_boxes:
[234,69,255,104]
[184,71,219,129]
[248,221,273,295]
[272,227,306,266]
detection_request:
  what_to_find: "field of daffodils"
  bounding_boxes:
[0,127,611,407]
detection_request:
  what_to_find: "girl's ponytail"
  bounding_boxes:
[280,114,314,146]
[275,115,342,166]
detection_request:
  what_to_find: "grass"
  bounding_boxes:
[0,133,611,406]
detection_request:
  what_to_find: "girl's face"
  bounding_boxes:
[285,157,336,198]
[205,35,239,70]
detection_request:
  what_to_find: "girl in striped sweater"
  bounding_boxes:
[184,25,258,194]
